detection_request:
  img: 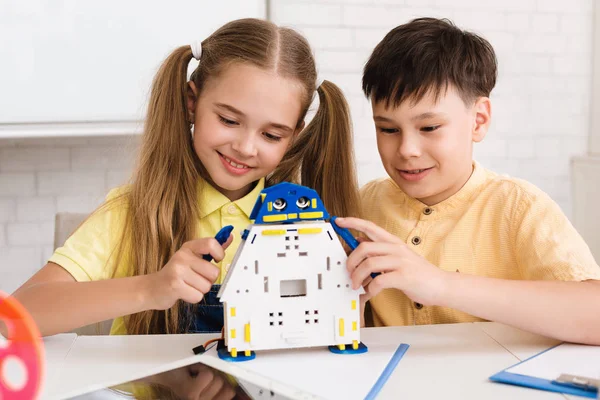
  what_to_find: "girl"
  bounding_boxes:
[7,18,359,337]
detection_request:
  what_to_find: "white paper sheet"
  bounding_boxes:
[203,338,404,400]
[507,343,600,382]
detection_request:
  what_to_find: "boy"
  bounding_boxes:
[335,18,600,344]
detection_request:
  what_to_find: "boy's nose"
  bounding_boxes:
[397,135,422,159]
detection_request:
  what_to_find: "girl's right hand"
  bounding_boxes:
[145,234,233,311]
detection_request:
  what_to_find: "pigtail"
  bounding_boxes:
[270,80,360,218]
[302,80,360,218]
[125,46,201,335]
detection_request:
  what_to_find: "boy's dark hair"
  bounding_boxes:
[362,17,497,107]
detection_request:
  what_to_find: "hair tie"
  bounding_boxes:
[316,79,324,90]
[190,41,202,60]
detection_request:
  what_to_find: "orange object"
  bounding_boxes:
[0,291,44,399]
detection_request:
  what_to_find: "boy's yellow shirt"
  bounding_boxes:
[48,178,265,335]
[361,161,600,327]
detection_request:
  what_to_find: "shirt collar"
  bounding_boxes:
[197,178,265,218]
[389,161,488,214]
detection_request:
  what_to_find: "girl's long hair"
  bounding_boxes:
[109,18,360,334]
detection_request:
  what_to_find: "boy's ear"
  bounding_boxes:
[472,97,491,143]
[186,81,199,123]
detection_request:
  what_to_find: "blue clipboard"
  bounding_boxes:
[489,344,598,398]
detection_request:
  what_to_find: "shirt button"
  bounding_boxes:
[227,205,238,214]
[224,263,231,273]
[411,236,422,245]
[414,302,423,310]
[423,207,433,215]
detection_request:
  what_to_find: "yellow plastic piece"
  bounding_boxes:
[353,340,359,350]
[312,198,317,208]
[339,318,345,337]
[245,350,251,356]
[287,213,298,219]
[231,348,237,358]
[298,228,322,235]
[262,229,286,236]
[337,344,346,351]
[351,300,357,310]
[245,323,251,342]
[267,201,272,211]
[261,193,266,201]
[352,321,358,331]
[231,329,236,339]
[300,212,323,219]
[264,214,288,222]
[230,307,236,317]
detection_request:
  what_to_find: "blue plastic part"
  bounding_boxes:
[241,229,250,240]
[249,182,329,224]
[330,216,380,279]
[330,216,359,250]
[364,343,410,400]
[217,347,256,362]
[202,225,234,262]
[328,342,369,354]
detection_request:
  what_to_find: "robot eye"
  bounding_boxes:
[296,196,310,209]
[273,198,287,211]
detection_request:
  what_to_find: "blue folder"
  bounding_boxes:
[490,344,598,398]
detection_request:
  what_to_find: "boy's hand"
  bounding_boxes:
[335,217,447,306]
[145,234,233,311]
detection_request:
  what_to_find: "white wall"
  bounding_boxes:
[0,0,595,293]
[591,0,600,157]
[0,136,139,292]
[571,0,599,260]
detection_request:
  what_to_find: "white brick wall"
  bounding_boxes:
[0,0,594,293]
[0,136,138,293]
[271,0,593,215]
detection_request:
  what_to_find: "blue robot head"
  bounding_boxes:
[249,182,329,224]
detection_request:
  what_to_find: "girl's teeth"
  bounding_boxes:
[224,155,248,169]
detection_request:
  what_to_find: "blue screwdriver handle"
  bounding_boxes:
[202,225,234,262]
[330,216,380,279]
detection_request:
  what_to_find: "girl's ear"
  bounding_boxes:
[186,82,199,123]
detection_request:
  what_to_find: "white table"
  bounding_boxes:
[40,323,574,400]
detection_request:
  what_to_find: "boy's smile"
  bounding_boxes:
[397,166,434,182]
[371,85,490,206]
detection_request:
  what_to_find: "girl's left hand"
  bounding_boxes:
[335,217,448,307]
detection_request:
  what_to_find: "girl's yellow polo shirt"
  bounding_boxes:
[360,162,600,327]
[48,178,265,335]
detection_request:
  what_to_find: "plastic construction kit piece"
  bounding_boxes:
[328,341,369,354]
[217,182,367,360]
[215,338,256,362]
[330,216,380,279]
[0,291,44,400]
[203,225,234,262]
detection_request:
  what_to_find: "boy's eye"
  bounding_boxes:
[219,116,238,126]
[263,132,282,142]
[421,125,440,132]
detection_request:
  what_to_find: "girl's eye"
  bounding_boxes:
[378,127,398,134]
[263,132,282,142]
[421,125,440,132]
[219,116,238,126]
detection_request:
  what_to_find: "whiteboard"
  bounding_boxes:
[0,0,266,125]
